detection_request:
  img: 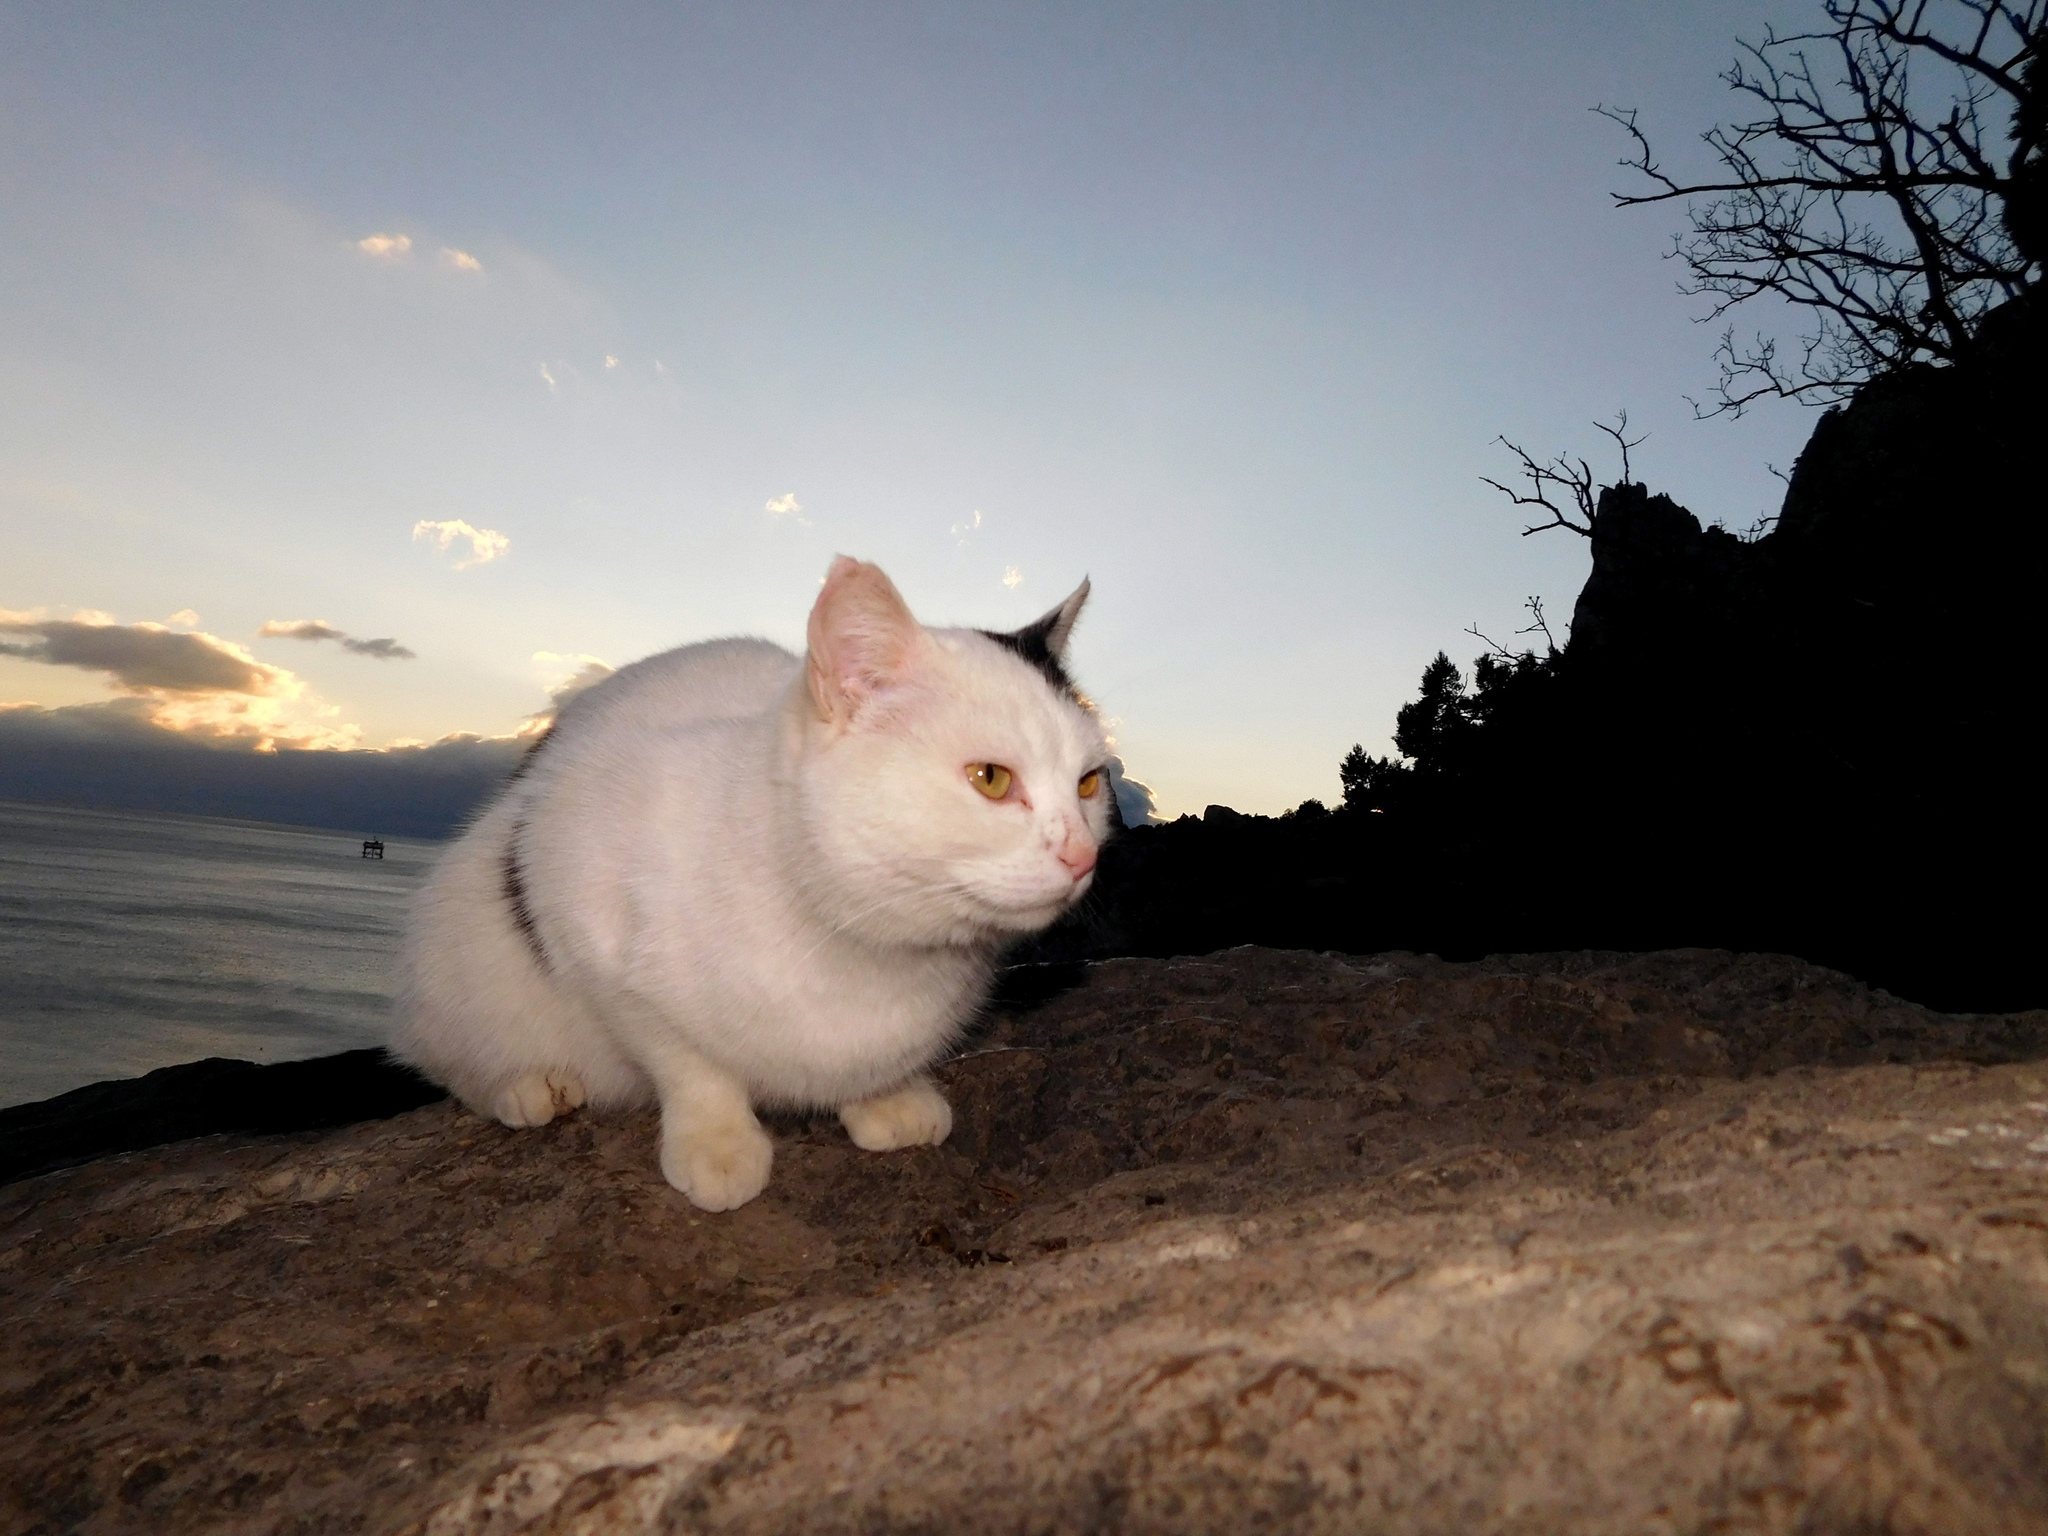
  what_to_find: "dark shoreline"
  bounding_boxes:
[0,1050,447,1188]
[0,962,1094,1188]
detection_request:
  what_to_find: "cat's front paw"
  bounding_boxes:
[660,1117,774,1211]
[491,1069,588,1128]
[840,1077,953,1152]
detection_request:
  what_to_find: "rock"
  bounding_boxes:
[0,1049,447,1186]
[4,946,2047,1534]
[1567,481,1762,657]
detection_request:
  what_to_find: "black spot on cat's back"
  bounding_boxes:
[502,824,550,973]
[505,724,554,782]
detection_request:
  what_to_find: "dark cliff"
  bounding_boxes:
[1042,292,2046,1011]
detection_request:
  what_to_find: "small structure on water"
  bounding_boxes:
[362,839,385,860]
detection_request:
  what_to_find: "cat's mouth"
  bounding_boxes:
[976,874,1093,931]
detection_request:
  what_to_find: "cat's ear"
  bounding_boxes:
[806,556,925,725]
[1010,577,1090,660]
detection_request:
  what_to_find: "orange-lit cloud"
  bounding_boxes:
[526,651,614,732]
[411,518,509,568]
[0,609,358,751]
[536,651,614,700]
[440,246,482,272]
[3,611,287,694]
[357,233,413,259]
[533,651,614,705]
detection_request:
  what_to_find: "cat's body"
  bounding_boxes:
[392,558,1112,1210]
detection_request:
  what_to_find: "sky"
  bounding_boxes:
[0,0,1823,818]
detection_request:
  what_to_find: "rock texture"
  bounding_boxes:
[5,947,2048,1535]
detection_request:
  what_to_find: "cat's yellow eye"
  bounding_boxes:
[1077,770,1102,800]
[968,763,1014,800]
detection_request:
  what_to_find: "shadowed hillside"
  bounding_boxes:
[1031,291,2047,1012]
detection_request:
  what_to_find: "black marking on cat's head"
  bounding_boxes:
[978,578,1090,699]
[977,623,1076,695]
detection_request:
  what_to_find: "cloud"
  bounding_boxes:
[357,233,413,259]
[0,609,356,750]
[169,609,200,627]
[440,247,482,272]
[951,509,984,546]
[520,652,615,735]
[340,636,416,659]
[259,618,345,642]
[1003,566,1025,589]
[2,611,287,694]
[604,354,619,369]
[763,492,813,529]
[412,518,509,569]
[259,619,417,660]
[538,363,558,391]
[1107,757,1161,826]
[533,651,614,706]
[0,703,523,838]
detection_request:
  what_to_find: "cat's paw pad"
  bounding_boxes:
[661,1119,774,1212]
[840,1079,953,1152]
[491,1069,587,1128]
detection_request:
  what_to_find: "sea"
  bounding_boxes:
[0,799,436,1110]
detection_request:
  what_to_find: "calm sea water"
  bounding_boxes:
[0,799,437,1109]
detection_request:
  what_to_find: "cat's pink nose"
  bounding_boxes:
[1058,836,1097,879]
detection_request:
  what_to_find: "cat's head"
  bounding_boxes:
[793,556,1115,947]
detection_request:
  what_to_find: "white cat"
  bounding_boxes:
[391,557,1113,1211]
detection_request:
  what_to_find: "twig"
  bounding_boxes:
[1517,596,1562,654]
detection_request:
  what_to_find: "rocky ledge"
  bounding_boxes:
[5,947,2048,1535]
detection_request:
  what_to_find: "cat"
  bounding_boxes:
[391,556,1114,1211]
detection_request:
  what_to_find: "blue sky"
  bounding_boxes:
[0,1,1819,815]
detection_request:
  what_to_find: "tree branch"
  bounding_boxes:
[1598,0,2041,412]
[1479,439,1598,538]
[1482,413,1640,538]
[1518,596,1563,655]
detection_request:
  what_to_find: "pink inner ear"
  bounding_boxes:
[807,557,923,721]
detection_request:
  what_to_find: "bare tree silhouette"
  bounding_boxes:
[1600,0,2043,414]
[1480,413,1646,539]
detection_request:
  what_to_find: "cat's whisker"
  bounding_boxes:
[789,866,1031,967]
[788,882,950,969]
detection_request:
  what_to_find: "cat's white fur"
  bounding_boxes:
[391,557,1111,1211]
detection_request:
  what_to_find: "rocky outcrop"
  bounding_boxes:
[0,1050,445,1187]
[1567,481,1762,658]
[1053,290,2047,1013]
[5,947,2048,1534]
